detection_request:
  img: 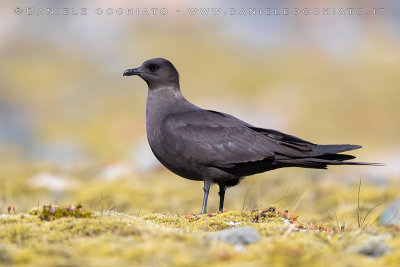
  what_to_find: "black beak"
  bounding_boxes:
[123,68,141,76]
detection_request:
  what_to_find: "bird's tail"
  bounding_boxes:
[312,144,362,155]
[275,144,383,169]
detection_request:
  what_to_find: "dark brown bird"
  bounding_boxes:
[123,58,379,214]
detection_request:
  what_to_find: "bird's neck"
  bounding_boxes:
[146,86,189,124]
[146,86,194,147]
[147,85,184,109]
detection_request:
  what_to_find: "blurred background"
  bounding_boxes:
[0,0,399,225]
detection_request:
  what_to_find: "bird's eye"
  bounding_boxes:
[149,64,160,72]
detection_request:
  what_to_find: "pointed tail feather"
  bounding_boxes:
[313,144,362,155]
[276,157,384,170]
[274,142,383,169]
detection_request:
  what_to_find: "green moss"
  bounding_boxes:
[1,207,400,266]
[29,204,92,221]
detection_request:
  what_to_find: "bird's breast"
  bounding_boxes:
[145,115,204,181]
[144,89,207,180]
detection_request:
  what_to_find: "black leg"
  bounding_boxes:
[218,184,226,212]
[201,180,211,214]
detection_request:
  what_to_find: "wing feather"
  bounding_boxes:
[161,110,275,167]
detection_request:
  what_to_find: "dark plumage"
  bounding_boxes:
[123,58,379,214]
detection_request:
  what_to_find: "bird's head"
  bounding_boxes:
[123,58,180,90]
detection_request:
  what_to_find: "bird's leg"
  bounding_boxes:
[201,180,211,214]
[218,184,226,212]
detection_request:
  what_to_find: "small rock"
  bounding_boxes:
[28,172,79,193]
[99,163,134,181]
[380,197,400,225]
[349,235,391,257]
[209,226,260,246]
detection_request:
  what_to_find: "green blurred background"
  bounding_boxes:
[0,0,399,225]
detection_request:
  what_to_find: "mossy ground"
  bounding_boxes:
[1,208,400,266]
[0,161,400,266]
